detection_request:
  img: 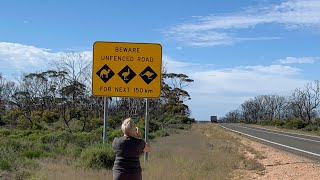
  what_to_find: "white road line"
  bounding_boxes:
[231,124,320,143]
[219,125,320,158]
[245,125,320,139]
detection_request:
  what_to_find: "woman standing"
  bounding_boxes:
[112,118,151,180]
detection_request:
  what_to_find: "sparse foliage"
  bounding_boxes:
[222,80,320,131]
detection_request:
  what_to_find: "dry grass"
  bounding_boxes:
[29,124,265,180]
[143,124,264,180]
[28,159,112,180]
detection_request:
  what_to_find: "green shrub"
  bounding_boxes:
[22,149,46,159]
[27,132,43,141]
[270,119,284,127]
[79,143,115,169]
[0,116,6,127]
[0,159,12,171]
[86,118,103,131]
[174,115,195,124]
[303,124,318,132]
[312,126,319,131]
[0,128,11,136]
[8,134,22,139]
[0,145,20,172]
[31,123,45,130]
[148,133,155,139]
[64,143,82,158]
[73,132,99,147]
[42,111,59,123]
[31,111,42,124]
[152,129,169,138]
[21,129,34,137]
[17,115,32,130]
[108,117,123,129]
[177,124,185,130]
[303,125,313,131]
[3,109,22,128]
[3,139,24,151]
[40,131,73,144]
[166,118,182,124]
[107,128,121,142]
[285,119,306,129]
[69,120,83,132]
[258,120,269,125]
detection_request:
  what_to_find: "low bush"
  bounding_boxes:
[21,149,46,159]
[303,124,318,132]
[285,119,306,129]
[269,119,285,127]
[0,145,20,172]
[73,131,101,148]
[87,118,103,131]
[151,129,169,138]
[107,128,122,142]
[40,131,73,144]
[79,143,115,169]
[148,133,155,139]
[16,116,32,130]
[0,128,11,136]
[0,159,12,171]
[178,115,195,124]
[42,110,59,123]
[303,125,313,131]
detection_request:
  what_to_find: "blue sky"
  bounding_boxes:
[0,0,319,120]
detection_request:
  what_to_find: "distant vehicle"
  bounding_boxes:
[210,116,218,123]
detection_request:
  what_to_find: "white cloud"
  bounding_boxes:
[0,42,55,69]
[276,56,318,64]
[160,56,309,119]
[162,55,214,74]
[0,42,91,79]
[241,65,301,75]
[183,64,307,119]
[165,0,320,46]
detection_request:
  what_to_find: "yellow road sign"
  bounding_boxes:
[92,41,162,98]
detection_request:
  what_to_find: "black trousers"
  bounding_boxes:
[113,170,142,180]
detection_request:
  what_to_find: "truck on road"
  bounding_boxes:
[210,116,218,123]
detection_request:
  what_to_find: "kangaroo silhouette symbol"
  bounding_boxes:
[140,71,154,80]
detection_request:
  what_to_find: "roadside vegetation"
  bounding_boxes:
[143,124,265,180]
[0,53,194,179]
[30,124,265,180]
[221,80,320,135]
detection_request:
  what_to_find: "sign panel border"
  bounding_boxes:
[92,41,162,98]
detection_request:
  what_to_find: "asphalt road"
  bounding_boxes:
[219,123,320,161]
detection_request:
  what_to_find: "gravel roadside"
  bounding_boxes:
[236,136,320,180]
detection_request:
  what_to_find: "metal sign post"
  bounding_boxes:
[103,97,109,144]
[92,41,162,144]
[144,98,149,163]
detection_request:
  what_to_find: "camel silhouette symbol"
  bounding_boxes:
[100,69,111,79]
[140,71,154,80]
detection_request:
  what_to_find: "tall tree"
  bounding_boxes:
[291,80,320,123]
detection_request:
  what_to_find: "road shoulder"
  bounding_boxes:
[234,135,320,180]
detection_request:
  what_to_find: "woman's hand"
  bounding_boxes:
[143,142,151,152]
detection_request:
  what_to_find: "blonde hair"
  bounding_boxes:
[121,118,136,137]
